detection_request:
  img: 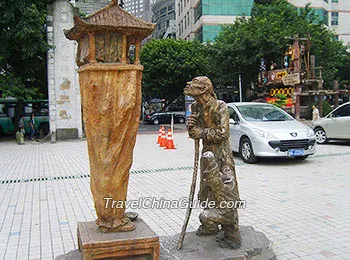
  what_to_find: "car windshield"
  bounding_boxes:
[236,104,294,122]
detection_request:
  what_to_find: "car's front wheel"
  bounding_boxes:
[239,137,258,164]
[153,118,159,125]
[178,117,185,124]
[314,127,328,144]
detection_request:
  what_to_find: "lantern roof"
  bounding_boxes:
[65,0,155,40]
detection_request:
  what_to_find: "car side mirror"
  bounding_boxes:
[229,118,237,125]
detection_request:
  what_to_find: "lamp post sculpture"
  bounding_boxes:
[65,0,155,233]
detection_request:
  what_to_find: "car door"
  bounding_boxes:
[165,112,173,123]
[228,106,241,152]
[327,104,350,139]
[156,112,166,123]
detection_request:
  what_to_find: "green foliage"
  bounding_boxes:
[0,0,51,99]
[140,39,209,102]
[274,93,287,108]
[208,0,348,89]
[336,50,350,87]
[322,100,332,117]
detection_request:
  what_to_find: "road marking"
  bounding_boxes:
[1,151,349,184]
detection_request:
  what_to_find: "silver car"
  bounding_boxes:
[312,102,350,144]
[227,102,316,163]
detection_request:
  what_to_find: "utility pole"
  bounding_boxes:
[285,34,308,120]
[285,34,308,72]
[239,74,242,102]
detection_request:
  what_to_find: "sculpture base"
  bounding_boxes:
[160,226,276,260]
[73,218,159,260]
[56,225,275,260]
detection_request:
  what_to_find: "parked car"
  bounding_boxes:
[144,111,185,125]
[312,102,350,144]
[227,102,316,163]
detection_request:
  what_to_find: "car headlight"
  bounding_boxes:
[307,128,315,137]
[253,129,277,139]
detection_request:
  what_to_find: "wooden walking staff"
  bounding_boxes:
[65,0,155,232]
[177,139,200,250]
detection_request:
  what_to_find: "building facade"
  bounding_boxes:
[47,0,158,140]
[152,0,176,39]
[288,0,350,45]
[123,0,156,22]
[176,0,254,42]
[47,0,112,140]
[176,0,349,44]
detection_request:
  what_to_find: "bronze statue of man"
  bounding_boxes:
[184,76,241,248]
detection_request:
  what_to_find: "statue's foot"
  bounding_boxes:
[98,221,135,233]
[125,212,138,221]
[195,225,219,236]
[96,216,136,233]
[215,230,224,242]
[219,238,241,249]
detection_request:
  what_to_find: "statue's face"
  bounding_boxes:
[184,77,211,97]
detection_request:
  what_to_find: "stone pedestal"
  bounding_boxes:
[57,225,274,260]
[77,218,160,260]
[160,226,276,260]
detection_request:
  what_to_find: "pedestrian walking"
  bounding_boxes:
[312,105,320,122]
[28,113,36,140]
[18,115,25,132]
[16,115,25,144]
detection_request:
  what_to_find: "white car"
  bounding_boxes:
[227,102,316,163]
[312,102,350,144]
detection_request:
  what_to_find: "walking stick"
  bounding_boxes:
[177,139,200,250]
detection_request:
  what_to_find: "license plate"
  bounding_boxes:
[288,149,305,157]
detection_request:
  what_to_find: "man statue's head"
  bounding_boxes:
[184,76,216,99]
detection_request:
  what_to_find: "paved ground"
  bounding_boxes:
[0,129,349,260]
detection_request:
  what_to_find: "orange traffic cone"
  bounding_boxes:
[165,129,176,150]
[159,127,167,147]
[157,126,163,144]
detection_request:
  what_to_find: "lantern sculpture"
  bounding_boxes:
[65,0,155,233]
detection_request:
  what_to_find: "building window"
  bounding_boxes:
[331,0,338,2]
[323,10,329,26]
[195,26,203,42]
[194,0,202,22]
[323,0,328,3]
[201,0,252,16]
[311,8,329,26]
[331,12,339,26]
[332,35,339,41]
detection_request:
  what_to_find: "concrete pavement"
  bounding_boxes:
[0,131,350,260]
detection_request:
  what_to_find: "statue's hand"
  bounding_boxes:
[187,114,203,139]
[187,114,198,128]
[188,126,203,139]
[221,173,234,184]
[221,166,234,184]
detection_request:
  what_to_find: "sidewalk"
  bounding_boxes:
[0,132,350,260]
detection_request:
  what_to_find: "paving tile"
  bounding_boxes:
[0,133,350,259]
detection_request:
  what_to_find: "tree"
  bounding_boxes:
[208,0,349,90]
[0,0,52,100]
[140,39,209,102]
